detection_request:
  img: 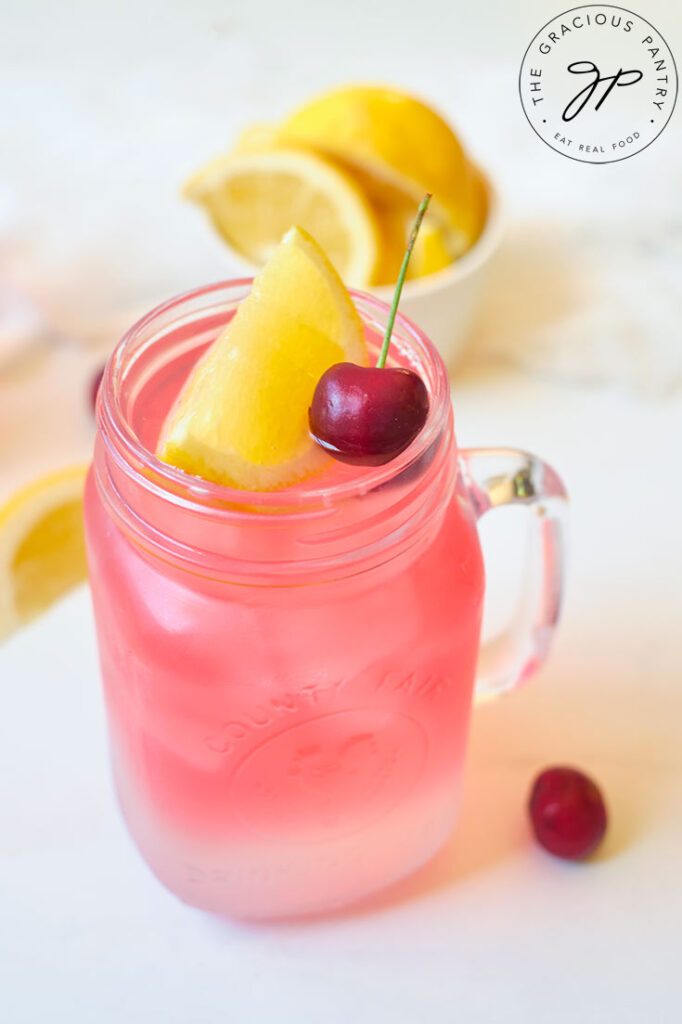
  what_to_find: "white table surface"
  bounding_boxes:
[2,0,682,1020]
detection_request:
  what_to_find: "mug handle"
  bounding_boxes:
[458,448,568,701]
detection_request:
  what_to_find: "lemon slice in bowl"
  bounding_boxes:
[407,221,454,279]
[158,226,369,492]
[231,122,279,155]
[370,199,456,284]
[280,85,484,254]
[0,465,89,643]
[183,148,380,286]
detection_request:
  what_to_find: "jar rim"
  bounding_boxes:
[98,279,452,516]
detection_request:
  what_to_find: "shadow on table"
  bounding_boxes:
[447,220,591,386]
[290,652,679,925]
[202,617,679,934]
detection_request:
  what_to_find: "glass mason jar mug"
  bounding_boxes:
[85,281,567,920]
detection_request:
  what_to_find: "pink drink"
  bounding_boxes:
[85,282,565,919]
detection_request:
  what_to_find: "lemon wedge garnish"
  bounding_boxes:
[0,465,89,643]
[280,85,486,256]
[183,147,380,286]
[158,226,368,491]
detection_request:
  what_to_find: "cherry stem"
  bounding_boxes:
[376,192,432,369]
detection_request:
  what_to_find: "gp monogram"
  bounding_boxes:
[519,5,678,163]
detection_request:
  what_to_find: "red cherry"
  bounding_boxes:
[309,362,429,466]
[90,365,105,413]
[529,766,607,860]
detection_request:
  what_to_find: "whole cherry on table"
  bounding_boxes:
[529,766,608,861]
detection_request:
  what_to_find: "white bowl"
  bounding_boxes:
[372,175,504,372]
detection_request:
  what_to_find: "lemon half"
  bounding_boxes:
[280,85,484,251]
[0,465,89,643]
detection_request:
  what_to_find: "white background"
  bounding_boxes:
[1,1,682,1021]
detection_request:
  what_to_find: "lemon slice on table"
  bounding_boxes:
[0,465,89,643]
[280,85,486,256]
[158,226,369,492]
[183,148,380,286]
